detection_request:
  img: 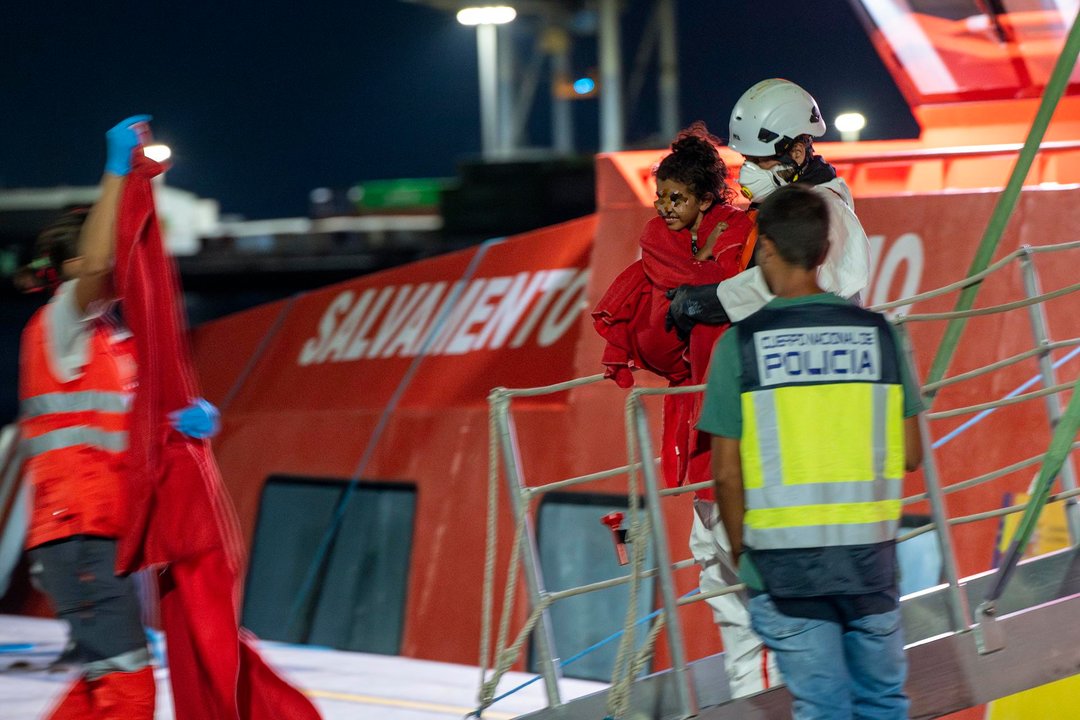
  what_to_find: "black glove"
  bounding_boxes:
[665,283,729,339]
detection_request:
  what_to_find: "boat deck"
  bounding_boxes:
[0,615,605,720]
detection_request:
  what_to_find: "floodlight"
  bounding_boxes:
[456,6,516,25]
[834,112,867,133]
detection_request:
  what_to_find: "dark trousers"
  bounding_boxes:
[28,535,148,675]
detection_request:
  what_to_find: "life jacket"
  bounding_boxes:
[19,302,137,549]
[735,299,905,597]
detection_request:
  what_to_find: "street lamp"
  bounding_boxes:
[457,6,516,160]
[834,112,866,143]
[456,6,515,25]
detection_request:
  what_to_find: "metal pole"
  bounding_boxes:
[598,0,624,152]
[497,23,515,156]
[494,400,563,707]
[656,0,679,141]
[551,29,574,154]
[1018,247,1080,543]
[631,393,697,718]
[984,372,1080,605]
[898,323,971,632]
[476,23,499,160]
[923,12,1080,398]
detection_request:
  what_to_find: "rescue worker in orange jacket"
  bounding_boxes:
[17,115,218,720]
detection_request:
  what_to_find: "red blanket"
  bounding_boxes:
[114,156,321,720]
[592,205,751,492]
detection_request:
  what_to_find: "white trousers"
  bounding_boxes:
[690,499,781,697]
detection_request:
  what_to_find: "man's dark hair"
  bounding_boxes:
[15,207,89,292]
[756,184,829,270]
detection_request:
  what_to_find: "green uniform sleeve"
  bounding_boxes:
[698,327,743,438]
[887,324,925,417]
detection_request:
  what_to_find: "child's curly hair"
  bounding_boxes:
[654,121,734,205]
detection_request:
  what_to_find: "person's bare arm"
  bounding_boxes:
[72,114,152,312]
[72,174,122,312]
[904,415,923,472]
[711,435,745,562]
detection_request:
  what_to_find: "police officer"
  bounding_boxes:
[698,184,923,719]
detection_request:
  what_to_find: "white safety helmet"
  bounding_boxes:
[728,79,827,158]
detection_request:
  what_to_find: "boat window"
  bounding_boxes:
[534,492,655,682]
[242,475,416,655]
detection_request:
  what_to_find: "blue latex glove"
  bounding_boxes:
[168,398,221,439]
[104,114,152,176]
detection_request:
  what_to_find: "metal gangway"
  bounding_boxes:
[476,240,1080,720]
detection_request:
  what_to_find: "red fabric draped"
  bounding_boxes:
[113,156,321,720]
[592,205,751,493]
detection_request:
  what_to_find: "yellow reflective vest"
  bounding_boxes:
[736,301,905,596]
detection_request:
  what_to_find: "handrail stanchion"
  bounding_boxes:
[630,391,698,719]
[1018,246,1080,544]
[976,372,1080,653]
[493,394,564,707]
[897,323,971,632]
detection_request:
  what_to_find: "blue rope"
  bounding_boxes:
[933,345,1080,449]
[219,294,301,412]
[471,588,700,716]
[285,238,504,637]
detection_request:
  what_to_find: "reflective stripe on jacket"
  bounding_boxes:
[736,300,904,595]
[19,305,136,548]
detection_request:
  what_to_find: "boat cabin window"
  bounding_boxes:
[534,492,656,682]
[242,475,416,655]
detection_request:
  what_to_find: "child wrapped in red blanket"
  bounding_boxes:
[593,123,751,490]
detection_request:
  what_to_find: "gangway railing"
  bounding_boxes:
[479,240,1080,720]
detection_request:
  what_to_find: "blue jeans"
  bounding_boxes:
[749,593,909,719]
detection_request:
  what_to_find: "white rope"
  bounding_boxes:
[605,394,652,720]
[870,247,1028,311]
[527,461,653,496]
[899,280,1080,323]
[546,558,698,602]
[660,479,712,497]
[477,393,501,700]
[477,390,546,714]
[477,397,505,712]
[478,502,530,710]
[681,583,747,605]
[1024,239,1080,255]
[923,338,1080,393]
[496,373,606,398]
[927,381,1073,420]
[949,486,1080,526]
[904,442,1080,504]
[869,239,1080,313]
[898,523,936,542]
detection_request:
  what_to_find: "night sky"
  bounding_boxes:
[1,0,919,219]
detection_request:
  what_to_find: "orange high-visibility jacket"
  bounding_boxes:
[19,302,136,549]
